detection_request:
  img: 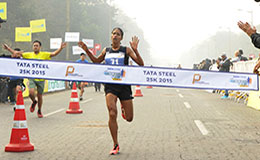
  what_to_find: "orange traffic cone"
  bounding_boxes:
[134,85,143,97]
[146,86,153,89]
[5,91,34,152]
[66,82,83,114]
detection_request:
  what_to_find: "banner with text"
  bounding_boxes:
[0,58,258,90]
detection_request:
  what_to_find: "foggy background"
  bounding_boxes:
[1,0,260,68]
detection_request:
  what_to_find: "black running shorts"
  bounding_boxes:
[104,84,133,100]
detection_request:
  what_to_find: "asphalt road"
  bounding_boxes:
[0,86,260,160]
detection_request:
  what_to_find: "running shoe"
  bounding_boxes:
[30,100,37,112]
[79,96,83,101]
[121,104,126,120]
[109,144,119,155]
[221,95,228,99]
[37,110,43,118]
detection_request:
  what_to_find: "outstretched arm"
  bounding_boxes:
[238,21,260,49]
[127,36,144,66]
[50,42,67,57]
[2,44,23,57]
[238,21,256,37]
[253,60,260,74]
[78,41,105,63]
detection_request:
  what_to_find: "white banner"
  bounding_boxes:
[72,46,86,55]
[50,38,62,49]
[82,39,94,48]
[65,32,80,42]
[48,80,65,92]
[0,58,258,90]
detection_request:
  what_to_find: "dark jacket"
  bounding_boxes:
[219,58,231,72]
[251,33,260,49]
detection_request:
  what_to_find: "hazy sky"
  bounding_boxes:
[112,0,260,67]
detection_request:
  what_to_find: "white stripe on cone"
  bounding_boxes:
[70,98,79,102]
[13,121,27,129]
[15,105,25,109]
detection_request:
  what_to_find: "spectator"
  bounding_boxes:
[219,54,232,99]
[0,47,22,104]
[7,48,25,107]
[232,49,248,62]
[193,64,199,70]
[238,21,260,49]
[75,53,89,100]
[198,60,206,70]
[210,59,219,71]
[177,64,182,69]
[94,83,101,92]
[199,59,211,71]
[237,0,260,49]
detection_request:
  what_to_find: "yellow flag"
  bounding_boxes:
[15,27,32,42]
[30,19,46,33]
[0,2,7,20]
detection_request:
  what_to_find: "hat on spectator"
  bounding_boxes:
[221,53,227,57]
[0,17,6,23]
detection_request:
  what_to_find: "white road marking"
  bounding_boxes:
[44,108,65,117]
[194,120,209,135]
[184,102,191,109]
[80,98,93,104]
[178,93,184,98]
[176,89,180,92]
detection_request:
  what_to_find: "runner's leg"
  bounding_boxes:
[120,99,133,122]
[80,82,84,97]
[106,93,119,146]
[29,88,36,102]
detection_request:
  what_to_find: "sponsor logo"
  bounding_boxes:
[192,74,209,85]
[230,76,252,87]
[65,66,83,77]
[32,24,44,29]
[19,33,30,37]
[104,68,125,81]
[21,135,28,141]
[0,8,4,13]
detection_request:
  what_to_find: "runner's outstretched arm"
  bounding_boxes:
[50,42,67,57]
[127,36,144,66]
[78,41,106,63]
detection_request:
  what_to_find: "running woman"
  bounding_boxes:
[78,27,144,155]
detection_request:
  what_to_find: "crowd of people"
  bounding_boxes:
[193,49,251,71]
[193,48,258,99]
